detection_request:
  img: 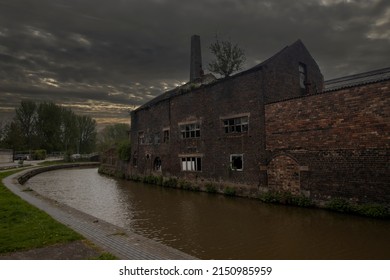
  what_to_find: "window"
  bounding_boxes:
[299,63,307,89]
[230,154,243,171]
[154,133,160,144]
[163,129,170,143]
[138,132,145,145]
[154,157,162,171]
[223,116,248,133]
[180,123,200,139]
[181,157,202,171]
[146,134,152,144]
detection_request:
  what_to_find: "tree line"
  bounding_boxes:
[0,101,97,155]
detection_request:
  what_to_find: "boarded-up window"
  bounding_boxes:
[181,157,202,171]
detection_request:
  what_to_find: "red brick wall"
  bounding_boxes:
[265,80,390,204]
[131,71,267,185]
[265,80,390,150]
[129,40,325,187]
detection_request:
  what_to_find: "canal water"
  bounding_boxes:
[25,168,390,259]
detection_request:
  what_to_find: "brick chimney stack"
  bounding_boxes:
[190,35,203,82]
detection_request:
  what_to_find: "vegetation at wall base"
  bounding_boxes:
[114,170,126,179]
[223,186,236,196]
[127,174,142,182]
[162,177,178,188]
[178,180,194,190]
[205,183,217,193]
[326,198,389,218]
[99,168,389,219]
[0,171,82,253]
[258,191,312,207]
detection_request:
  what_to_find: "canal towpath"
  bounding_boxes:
[2,166,196,260]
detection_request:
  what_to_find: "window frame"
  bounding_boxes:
[230,154,244,171]
[163,128,170,143]
[299,62,307,90]
[179,122,201,139]
[138,131,145,145]
[154,157,162,172]
[153,132,161,145]
[221,114,249,134]
[180,156,202,172]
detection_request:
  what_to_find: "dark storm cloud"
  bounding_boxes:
[1,0,389,125]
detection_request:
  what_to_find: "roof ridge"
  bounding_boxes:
[325,67,390,84]
[324,66,390,92]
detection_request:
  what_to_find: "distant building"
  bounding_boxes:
[127,37,389,206]
[0,149,13,163]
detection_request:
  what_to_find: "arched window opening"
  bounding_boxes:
[154,157,162,172]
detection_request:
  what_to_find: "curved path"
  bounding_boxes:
[3,166,196,260]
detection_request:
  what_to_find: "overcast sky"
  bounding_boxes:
[1,0,389,127]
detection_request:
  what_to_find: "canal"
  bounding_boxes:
[25,167,390,259]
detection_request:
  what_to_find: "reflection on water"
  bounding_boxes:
[25,168,390,259]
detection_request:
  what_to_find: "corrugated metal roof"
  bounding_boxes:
[324,67,390,91]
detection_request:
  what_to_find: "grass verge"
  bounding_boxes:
[37,160,66,166]
[0,170,82,254]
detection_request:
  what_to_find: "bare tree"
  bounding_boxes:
[15,100,37,149]
[97,123,129,152]
[76,115,97,154]
[208,36,245,77]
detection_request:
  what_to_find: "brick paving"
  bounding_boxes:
[3,169,196,260]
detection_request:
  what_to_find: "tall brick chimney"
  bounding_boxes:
[190,35,203,82]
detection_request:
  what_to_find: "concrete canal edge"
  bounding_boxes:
[16,162,101,184]
[3,164,196,260]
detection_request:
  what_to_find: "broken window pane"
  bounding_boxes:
[223,116,249,134]
[180,123,201,139]
[299,63,307,89]
[230,154,243,171]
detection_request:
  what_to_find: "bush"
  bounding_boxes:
[205,183,217,193]
[179,180,193,190]
[326,198,352,213]
[259,192,280,203]
[117,140,131,161]
[289,195,312,207]
[163,177,178,188]
[142,175,159,185]
[259,191,312,207]
[64,151,72,162]
[356,204,389,218]
[223,186,236,196]
[114,171,125,179]
[128,174,142,182]
[156,176,164,186]
[31,150,47,160]
[326,198,389,218]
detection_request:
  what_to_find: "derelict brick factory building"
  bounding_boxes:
[126,35,389,206]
